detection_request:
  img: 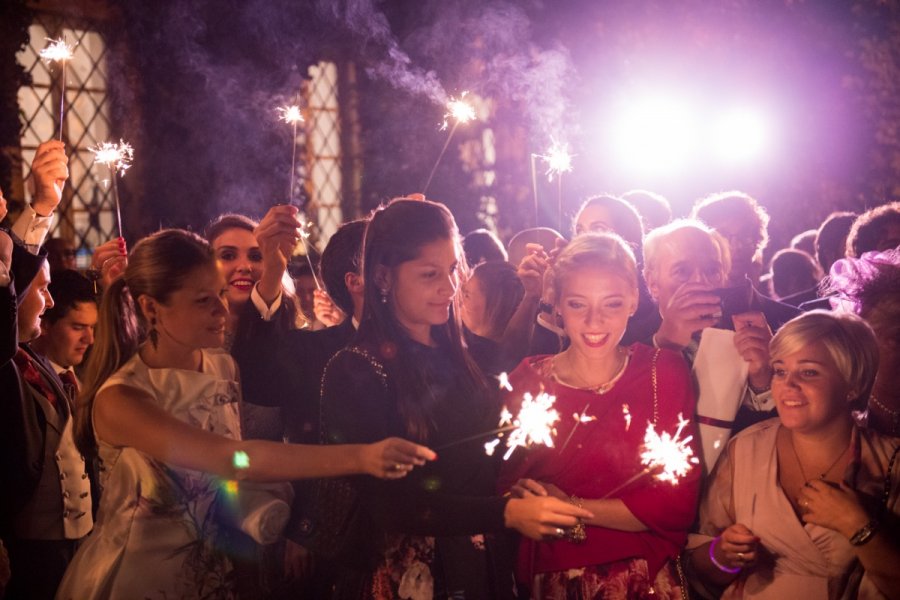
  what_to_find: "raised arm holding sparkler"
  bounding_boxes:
[497,233,700,596]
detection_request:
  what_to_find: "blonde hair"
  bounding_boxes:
[642,218,731,285]
[770,310,879,410]
[549,232,638,305]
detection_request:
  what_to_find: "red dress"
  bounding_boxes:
[497,344,700,599]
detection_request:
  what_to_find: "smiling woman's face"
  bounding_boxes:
[211,227,263,310]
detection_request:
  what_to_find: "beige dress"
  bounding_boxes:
[688,418,900,599]
[56,349,242,600]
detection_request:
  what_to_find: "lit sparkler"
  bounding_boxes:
[622,404,632,431]
[90,140,134,238]
[536,141,574,232]
[295,215,322,290]
[640,413,698,484]
[423,91,477,194]
[496,391,560,460]
[601,413,699,498]
[437,390,560,460]
[574,413,597,424]
[40,38,75,141]
[497,372,513,392]
[277,104,304,206]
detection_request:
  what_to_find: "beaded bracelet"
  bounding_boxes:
[709,536,742,574]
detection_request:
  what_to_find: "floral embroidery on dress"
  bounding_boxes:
[533,558,682,600]
[371,534,436,599]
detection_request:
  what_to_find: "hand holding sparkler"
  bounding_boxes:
[39,38,74,141]
[254,204,303,305]
[28,140,69,216]
[90,140,134,239]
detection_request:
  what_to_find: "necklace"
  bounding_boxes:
[553,347,630,395]
[869,394,900,435]
[788,431,850,483]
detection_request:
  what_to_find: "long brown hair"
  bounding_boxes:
[75,229,215,455]
[359,198,488,441]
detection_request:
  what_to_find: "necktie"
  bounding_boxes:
[59,369,79,403]
[13,348,57,407]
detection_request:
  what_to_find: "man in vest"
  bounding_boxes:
[0,140,93,599]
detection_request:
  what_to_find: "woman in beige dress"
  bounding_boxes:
[687,310,900,599]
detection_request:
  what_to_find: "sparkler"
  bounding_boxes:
[296,216,322,290]
[536,142,574,232]
[601,414,699,498]
[90,140,134,238]
[277,104,305,206]
[40,37,74,141]
[422,91,477,194]
[622,404,632,431]
[497,372,513,392]
[437,390,560,461]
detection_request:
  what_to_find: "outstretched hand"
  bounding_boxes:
[504,496,594,541]
[361,437,437,480]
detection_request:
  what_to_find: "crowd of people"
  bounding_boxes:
[1,139,899,599]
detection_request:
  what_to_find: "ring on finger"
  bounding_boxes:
[391,463,403,471]
[737,552,745,561]
[554,527,565,538]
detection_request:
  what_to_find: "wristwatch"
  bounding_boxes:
[849,520,879,546]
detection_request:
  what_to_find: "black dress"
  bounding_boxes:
[321,338,516,599]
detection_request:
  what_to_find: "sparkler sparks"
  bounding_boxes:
[538,141,574,181]
[574,413,597,424]
[440,91,476,131]
[90,140,134,174]
[494,391,560,460]
[497,372,513,392]
[622,404,632,431]
[90,140,134,238]
[39,38,74,63]
[277,104,304,124]
[640,413,698,484]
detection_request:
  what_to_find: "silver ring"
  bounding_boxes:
[737,552,745,561]
[554,527,565,538]
[391,463,403,471]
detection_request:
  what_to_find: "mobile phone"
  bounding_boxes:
[711,286,752,321]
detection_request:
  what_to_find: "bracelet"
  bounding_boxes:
[849,520,879,546]
[567,496,587,543]
[709,536,742,574]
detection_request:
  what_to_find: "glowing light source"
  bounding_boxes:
[90,140,134,173]
[441,91,476,131]
[711,107,771,165]
[277,104,304,124]
[497,372,513,392]
[640,413,699,484]
[39,38,74,63]
[538,141,574,181]
[233,451,250,470]
[496,391,560,460]
[610,92,699,177]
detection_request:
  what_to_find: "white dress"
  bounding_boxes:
[56,348,242,600]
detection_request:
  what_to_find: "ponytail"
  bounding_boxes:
[75,276,142,455]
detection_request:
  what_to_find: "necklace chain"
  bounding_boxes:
[553,347,629,395]
[788,431,850,483]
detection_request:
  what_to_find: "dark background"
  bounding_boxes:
[2,0,899,256]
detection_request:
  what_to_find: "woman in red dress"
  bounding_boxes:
[498,232,701,599]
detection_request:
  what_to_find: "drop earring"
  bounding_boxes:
[380,289,388,304]
[149,317,159,350]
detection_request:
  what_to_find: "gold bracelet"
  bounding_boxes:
[567,496,587,543]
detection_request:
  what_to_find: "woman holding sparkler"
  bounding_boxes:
[498,232,701,599]
[205,207,307,344]
[320,198,592,599]
[57,229,436,600]
[687,311,900,599]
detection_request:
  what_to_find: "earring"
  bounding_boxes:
[149,317,159,350]
[380,289,388,304]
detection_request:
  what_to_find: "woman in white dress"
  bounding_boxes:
[56,229,434,600]
[686,311,900,599]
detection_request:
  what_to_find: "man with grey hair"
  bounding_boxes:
[643,219,780,471]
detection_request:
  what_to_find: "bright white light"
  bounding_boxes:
[610,92,700,177]
[711,107,771,165]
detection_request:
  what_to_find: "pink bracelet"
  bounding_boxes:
[709,536,742,574]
